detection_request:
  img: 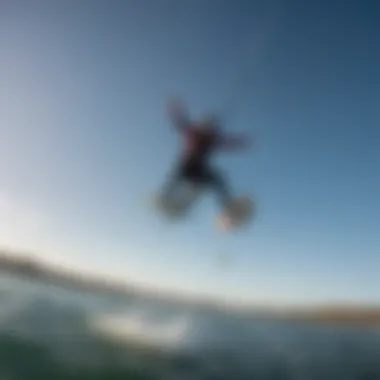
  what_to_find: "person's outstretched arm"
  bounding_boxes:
[167,98,191,134]
[217,133,252,151]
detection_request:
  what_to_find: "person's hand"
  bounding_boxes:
[243,135,254,147]
[167,97,191,131]
[168,97,186,116]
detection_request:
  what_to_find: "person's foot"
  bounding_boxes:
[223,199,240,216]
[216,213,231,230]
[216,196,253,230]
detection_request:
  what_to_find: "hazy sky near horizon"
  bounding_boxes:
[0,0,379,306]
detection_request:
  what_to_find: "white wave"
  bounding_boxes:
[92,309,192,350]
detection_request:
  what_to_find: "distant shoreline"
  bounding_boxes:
[0,250,379,326]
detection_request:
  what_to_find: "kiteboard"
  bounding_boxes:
[215,196,253,231]
[154,188,253,231]
[153,185,202,219]
[153,195,188,218]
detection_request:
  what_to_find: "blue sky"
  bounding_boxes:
[0,0,379,306]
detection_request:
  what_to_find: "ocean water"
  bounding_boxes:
[0,273,379,380]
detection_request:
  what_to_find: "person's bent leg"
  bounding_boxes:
[208,168,233,210]
[161,163,183,199]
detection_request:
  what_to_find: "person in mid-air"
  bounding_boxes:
[160,98,252,213]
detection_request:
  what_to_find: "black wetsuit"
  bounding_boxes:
[165,127,236,208]
[163,101,248,208]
